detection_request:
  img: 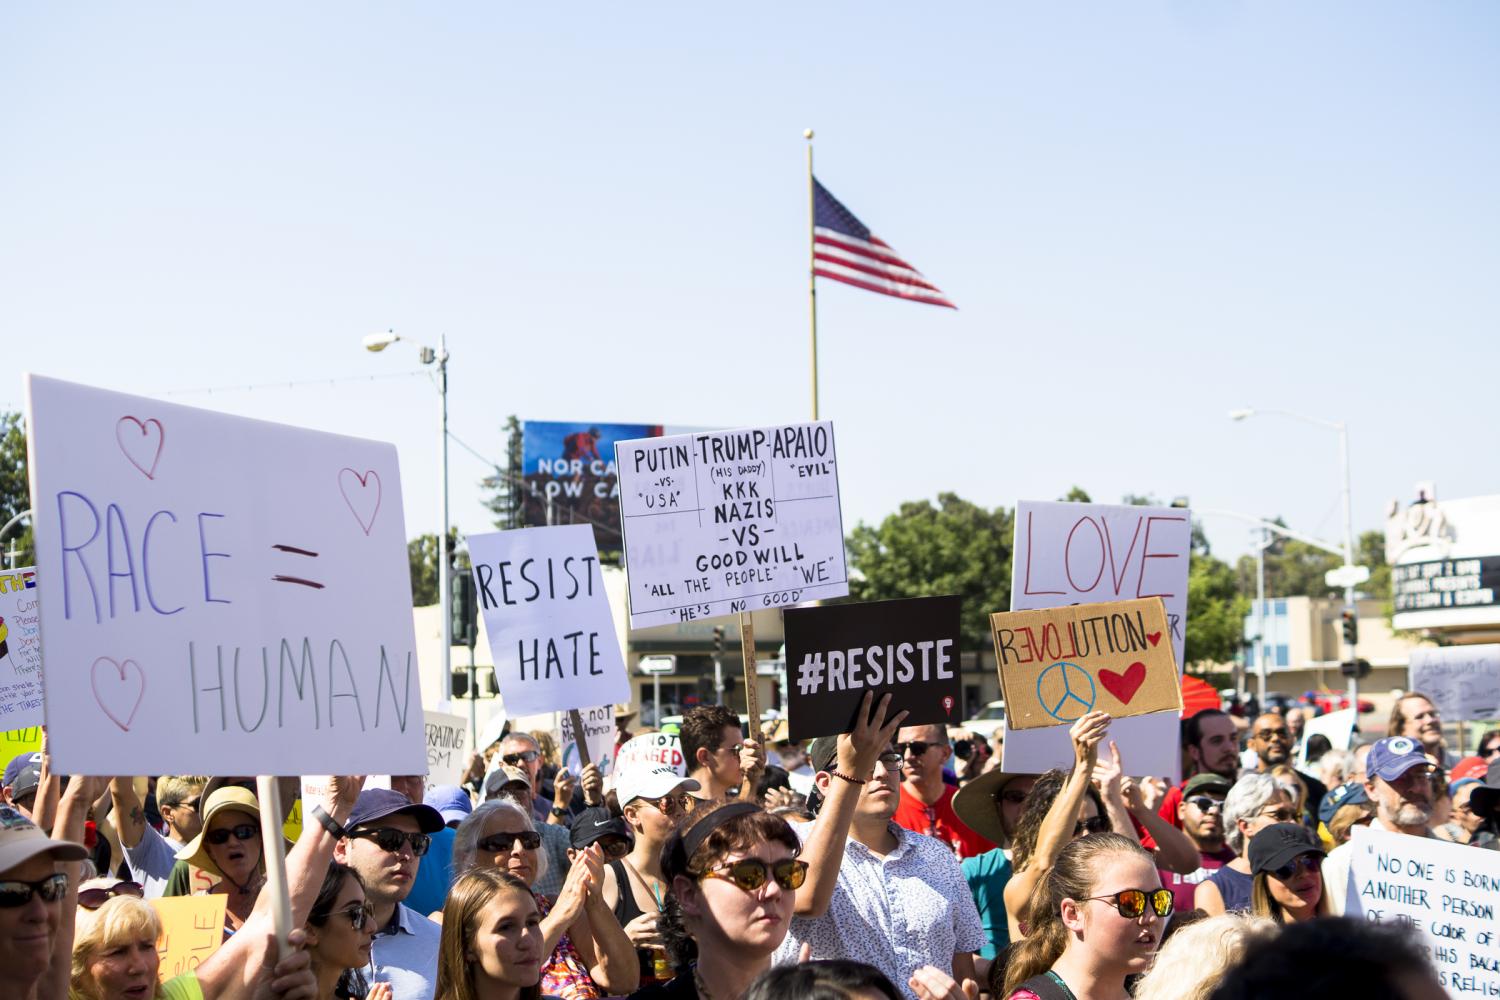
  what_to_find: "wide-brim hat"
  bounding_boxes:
[0,804,88,872]
[175,786,289,878]
[951,768,1034,848]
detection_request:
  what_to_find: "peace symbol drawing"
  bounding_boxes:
[1036,661,1097,722]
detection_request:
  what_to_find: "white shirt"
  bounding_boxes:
[1322,816,1433,916]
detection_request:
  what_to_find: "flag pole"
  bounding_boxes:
[805,127,818,422]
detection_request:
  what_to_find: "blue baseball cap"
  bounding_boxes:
[1318,782,1370,824]
[346,788,444,834]
[424,785,473,827]
[1365,736,1435,783]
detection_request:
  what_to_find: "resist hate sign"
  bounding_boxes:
[615,422,848,628]
[26,375,425,776]
[467,525,629,718]
[1409,645,1500,722]
[782,596,962,741]
[0,567,42,728]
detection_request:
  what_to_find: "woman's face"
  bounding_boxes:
[1071,796,1103,843]
[1454,784,1485,835]
[1240,791,1296,844]
[684,841,797,958]
[470,888,543,990]
[205,808,261,885]
[1068,853,1163,973]
[86,931,160,1000]
[478,812,538,887]
[996,776,1036,841]
[312,874,374,973]
[1267,852,1323,920]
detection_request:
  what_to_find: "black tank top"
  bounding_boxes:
[609,859,669,986]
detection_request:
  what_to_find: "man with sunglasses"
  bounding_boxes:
[681,704,765,804]
[333,788,445,1000]
[891,724,993,858]
[1249,713,1327,828]
[1157,772,1236,912]
[495,732,557,824]
[109,774,206,898]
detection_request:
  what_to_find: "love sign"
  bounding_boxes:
[991,597,1181,730]
[26,375,426,776]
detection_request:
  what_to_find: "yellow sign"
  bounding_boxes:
[0,727,42,771]
[151,895,227,980]
[991,597,1182,730]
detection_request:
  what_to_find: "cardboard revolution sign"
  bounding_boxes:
[561,703,616,776]
[1344,826,1500,997]
[992,598,1181,730]
[467,525,629,718]
[782,596,961,741]
[1410,645,1500,722]
[26,375,425,776]
[0,567,43,728]
[615,422,848,628]
[424,710,469,792]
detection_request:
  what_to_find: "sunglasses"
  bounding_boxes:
[644,793,694,814]
[502,750,540,766]
[1254,728,1291,742]
[997,789,1029,806]
[205,824,260,846]
[1258,806,1298,823]
[165,796,200,812]
[1074,816,1110,836]
[0,873,69,908]
[335,902,376,931]
[718,743,745,756]
[1269,853,1323,881]
[351,828,432,857]
[1481,745,1500,759]
[79,881,144,910]
[478,830,543,853]
[699,858,809,894]
[894,741,936,757]
[1186,796,1225,813]
[1082,888,1173,919]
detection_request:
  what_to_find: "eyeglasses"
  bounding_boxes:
[998,790,1030,806]
[699,858,809,894]
[1481,745,1500,759]
[1258,806,1298,823]
[877,751,904,768]
[718,743,745,756]
[478,830,542,853]
[79,881,144,910]
[1081,888,1173,919]
[334,902,376,931]
[164,796,200,812]
[351,828,432,857]
[1073,816,1110,836]
[894,741,935,757]
[1269,853,1323,881]
[0,874,69,908]
[1186,796,1225,813]
[1254,728,1291,742]
[502,750,540,766]
[205,823,260,846]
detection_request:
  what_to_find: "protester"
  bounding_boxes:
[1245,715,1326,827]
[680,705,764,804]
[110,775,207,898]
[1387,692,1456,767]
[1315,749,1353,794]
[1317,782,1372,847]
[2,752,43,818]
[1247,824,1325,924]
[891,724,992,857]
[951,769,1036,960]
[497,733,556,823]
[1000,833,1166,999]
[70,890,166,1000]
[1467,756,1500,850]
[485,766,569,899]
[434,868,545,1000]
[1153,710,1241,832]
[1479,729,1500,761]
[174,785,281,935]
[302,862,379,1000]
[1207,917,1446,1000]
[745,960,902,1000]
[1194,773,1297,915]
[1157,773,1235,912]
[1130,912,1277,1000]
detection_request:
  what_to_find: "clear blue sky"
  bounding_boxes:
[3,3,1496,566]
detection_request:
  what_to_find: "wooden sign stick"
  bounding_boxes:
[255,775,292,957]
[739,611,761,738]
[568,709,592,767]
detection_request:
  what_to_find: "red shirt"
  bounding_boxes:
[1158,844,1236,912]
[1136,783,1187,851]
[893,784,994,858]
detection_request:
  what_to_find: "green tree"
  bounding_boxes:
[1234,524,1389,601]
[0,412,33,567]
[845,493,1014,652]
[1185,552,1247,667]
[408,529,466,607]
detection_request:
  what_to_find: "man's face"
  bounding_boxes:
[1249,715,1292,767]
[1367,766,1435,829]
[856,748,904,821]
[336,813,423,906]
[0,855,61,982]
[1190,715,1241,778]
[389,776,426,804]
[705,724,745,785]
[1178,790,1226,846]
[1400,698,1444,752]
[896,726,950,784]
[499,737,543,786]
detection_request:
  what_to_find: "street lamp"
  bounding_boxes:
[365,331,457,727]
[1229,407,1361,706]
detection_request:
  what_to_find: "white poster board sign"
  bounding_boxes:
[613,732,687,779]
[1004,500,1192,779]
[26,375,425,776]
[1297,708,1357,769]
[1410,645,1500,722]
[0,568,43,728]
[1345,826,1500,997]
[615,422,848,628]
[467,525,629,718]
[424,710,469,792]
[561,704,616,776]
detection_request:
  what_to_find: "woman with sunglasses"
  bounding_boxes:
[69,889,165,1000]
[175,785,282,936]
[454,799,637,999]
[1195,773,1298,915]
[1001,833,1166,1000]
[631,800,804,1000]
[1247,823,1327,925]
[435,868,546,1000]
[303,862,385,1000]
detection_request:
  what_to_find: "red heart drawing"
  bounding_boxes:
[339,468,382,536]
[91,657,146,732]
[116,417,165,479]
[1146,632,1162,647]
[1098,661,1148,705]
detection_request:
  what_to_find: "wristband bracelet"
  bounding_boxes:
[830,769,868,785]
[311,804,346,839]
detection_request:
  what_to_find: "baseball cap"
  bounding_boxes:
[0,804,88,873]
[1248,822,1325,875]
[3,756,42,802]
[570,806,632,850]
[1318,782,1370,825]
[484,766,532,802]
[615,764,700,806]
[345,788,444,834]
[808,737,840,776]
[1365,736,1435,783]
[1183,773,1233,799]
[425,785,473,827]
[1450,756,1488,783]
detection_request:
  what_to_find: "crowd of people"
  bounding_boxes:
[2,689,1496,1000]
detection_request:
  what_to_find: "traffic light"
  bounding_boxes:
[451,571,478,647]
[1340,608,1359,646]
[713,625,725,657]
[1340,658,1371,679]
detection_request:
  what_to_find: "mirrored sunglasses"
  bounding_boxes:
[699,858,808,893]
[0,873,69,908]
[1083,888,1173,918]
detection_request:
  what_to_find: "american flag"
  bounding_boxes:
[813,178,955,309]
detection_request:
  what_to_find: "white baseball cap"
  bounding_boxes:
[615,764,700,807]
[0,805,88,874]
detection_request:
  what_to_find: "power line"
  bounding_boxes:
[153,370,429,396]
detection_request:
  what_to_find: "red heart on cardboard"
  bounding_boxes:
[1099,661,1147,705]
[1146,632,1162,647]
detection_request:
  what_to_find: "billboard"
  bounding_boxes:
[521,422,665,551]
[1386,489,1500,633]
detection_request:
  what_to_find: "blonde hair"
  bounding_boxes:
[1269,765,1307,814]
[71,896,165,1000]
[1132,913,1279,1000]
[1327,801,1375,845]
[155,775,208,807]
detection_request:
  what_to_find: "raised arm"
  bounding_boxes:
[43,775,107,1000]
[566,845,641,995]
[109,776,148,848]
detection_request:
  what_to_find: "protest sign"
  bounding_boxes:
[992,598,1181,731]
[614,732,687,778]
[26,375,425,776]
[1344,825,1500,997]
[1410,645,1500,722]
[561,703,616,776]
[0,726,42,773]
[1297,708,1356,770]
[615,422,848,628]
[782,596,961,741]
[467,525,628,718]
[0,567,43,728]
[151,895,227,980]
[424,710,469,791]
